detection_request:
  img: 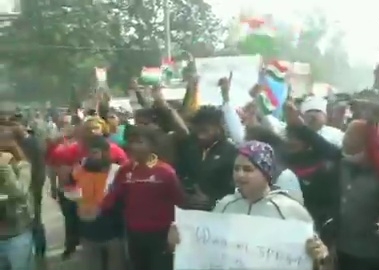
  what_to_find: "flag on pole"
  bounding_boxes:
[239,15,276,39]
[256,60,288,116]
[237,14,277,55]
[140,67,162,85]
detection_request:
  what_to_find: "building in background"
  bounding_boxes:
[0,0,20,21]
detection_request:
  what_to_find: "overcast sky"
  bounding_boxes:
[206,0,378,66]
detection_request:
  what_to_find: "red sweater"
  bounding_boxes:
[102,160,184,232]
[50,141,128,166]
[367,124,379,176]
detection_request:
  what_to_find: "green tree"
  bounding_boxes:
[1,0,222,101]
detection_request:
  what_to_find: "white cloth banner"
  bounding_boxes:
[195,55,261,107]
[109,98,133,113]
[174,208,313,270]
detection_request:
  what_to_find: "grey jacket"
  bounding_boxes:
[337,160,379,259]
[213,190,313,223]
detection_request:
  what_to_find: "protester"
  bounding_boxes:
[228,84,345,147]
[0,136,34,270]
[168,140,328,268]
[176,104,237,210]
[102,125,184,270]
[50,115,128,259]
[334,110,379,270]
[267,99,379,270]
[107,113,127,147]
[283,103,341,231]
[220,76,303,203]
[65,135,125,270]
[244,125,304,203]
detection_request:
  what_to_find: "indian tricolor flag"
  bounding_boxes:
[140,67,162,85]
[239,15,276,39]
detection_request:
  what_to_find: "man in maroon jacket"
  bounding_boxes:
[102,125,184,270]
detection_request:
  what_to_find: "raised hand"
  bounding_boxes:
[285,100,304,125]
[218,71,233,103]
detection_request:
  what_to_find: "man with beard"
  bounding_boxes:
[64,135,125,270]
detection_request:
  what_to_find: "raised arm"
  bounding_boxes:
[152,85,190,139]
[219,75,245,145]
[285,102,340,160]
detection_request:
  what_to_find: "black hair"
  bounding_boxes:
[71,115,82,126]
[134,108,158,122]
[86,109,97,116]
[245,126,285,150]
[128,125,163,152]
[190,105,223,126]
[98,101,109,121]
[87,135,110,151]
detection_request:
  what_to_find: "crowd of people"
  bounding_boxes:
[0,69,378,270]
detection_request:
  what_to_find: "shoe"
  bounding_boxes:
[61,246,76,260]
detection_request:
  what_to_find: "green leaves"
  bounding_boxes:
[2,0,223,101]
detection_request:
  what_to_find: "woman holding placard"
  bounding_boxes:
[168,140,328,268]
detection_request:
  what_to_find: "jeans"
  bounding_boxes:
[0,230,34,270]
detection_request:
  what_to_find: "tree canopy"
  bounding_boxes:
[0,0,223,101]
[233,11,369,90]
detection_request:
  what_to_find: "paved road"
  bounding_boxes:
[40,189,81,270]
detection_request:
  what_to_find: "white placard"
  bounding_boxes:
[95,67,107,82]
[174,208,313,270]
[109,98,133,113]
[195,55,261,107]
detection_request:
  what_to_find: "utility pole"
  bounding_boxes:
[163,0,171,60]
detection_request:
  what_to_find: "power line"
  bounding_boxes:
[0,43,157,52]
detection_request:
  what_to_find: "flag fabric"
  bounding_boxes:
[140,67,162,85]
[256,60,288,117]
[237,15,277,55]
[239,17,276,38]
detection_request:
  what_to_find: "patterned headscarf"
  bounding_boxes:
[238,140,275,182]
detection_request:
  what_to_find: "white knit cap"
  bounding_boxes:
[300,96,327,114]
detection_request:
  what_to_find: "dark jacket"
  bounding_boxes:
[285,125,340,228]
[176,135,237,209]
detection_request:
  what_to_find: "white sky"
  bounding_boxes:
[206,0,379,65]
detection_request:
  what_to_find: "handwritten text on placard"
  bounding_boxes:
[174,208,314,270]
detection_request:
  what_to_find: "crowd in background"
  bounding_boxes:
[0,64,379,270]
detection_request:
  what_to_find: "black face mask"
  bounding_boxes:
[83,158,111,172]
